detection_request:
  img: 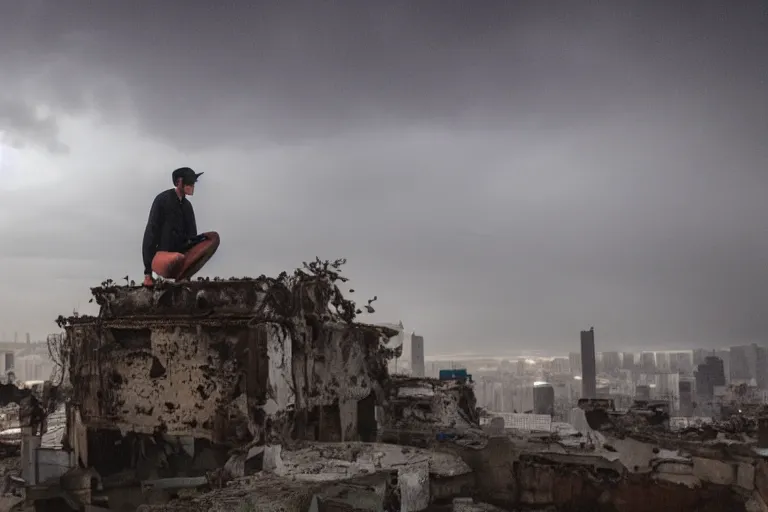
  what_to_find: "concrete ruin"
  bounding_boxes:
[8,262,403,509]
[379,377,480,437]
[62,264,398,466]
[66,284,392,444]
[5,262,768,510]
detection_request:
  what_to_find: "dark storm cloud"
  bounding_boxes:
[3,1,766,149]
[0,98,66,152]
[1,1,767,350]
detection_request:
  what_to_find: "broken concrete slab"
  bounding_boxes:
[136,473,319,512]
[740,463,757,491]
[692,457,736,486]
[399,460,429,512]
[381,377,480,433]
[271,442,472,483]
[451,497,510,512]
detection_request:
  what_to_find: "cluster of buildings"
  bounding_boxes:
[3,278,768,511]
[0,336,54,384]
[386,326,768,423]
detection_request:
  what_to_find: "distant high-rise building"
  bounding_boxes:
[679,380,693,416]
[410,334,425,378]
[602,352,621,373]
[669,351,694,374]
[656,352,671,372]
[4,353,13,373]
[647,372,680,409]
[695,356,726,399]
[25,333,30,344]
[757,346,768,390]
[715,350,731,384]
[580,328,597,398]
[693,349,709,367]
[636,384,651,399]
[730,345,757,384]
[621,352,635,370]
[533,382,555,416]
[569,353,582,376]
[551,357,569,374]
[640,352,656,372]
[595,352,604,374]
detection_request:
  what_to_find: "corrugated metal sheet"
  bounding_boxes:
[482,412,552,432]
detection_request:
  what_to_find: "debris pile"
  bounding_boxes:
[4,260,766,511]
[382,377,480,431]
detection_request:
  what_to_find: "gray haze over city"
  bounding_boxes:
[1,1,767,355]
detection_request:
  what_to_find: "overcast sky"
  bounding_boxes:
[0,1,767,354]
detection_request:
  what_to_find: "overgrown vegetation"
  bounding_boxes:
[46,332,69,387]
[56,257,380,326]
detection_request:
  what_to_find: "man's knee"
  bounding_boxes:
[204,231,220,250]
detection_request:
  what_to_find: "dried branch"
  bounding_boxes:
[46,332,70,387]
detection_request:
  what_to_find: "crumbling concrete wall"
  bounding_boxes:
[65,321,250,441]
[380,377,479,433]
[62,272,397,456]
[514,449,748,512]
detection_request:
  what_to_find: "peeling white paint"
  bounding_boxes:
[399,460,430,512]
[265,325,294,414]
[399,386,435,398]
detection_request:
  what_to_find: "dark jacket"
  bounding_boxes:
[142,189,198,275]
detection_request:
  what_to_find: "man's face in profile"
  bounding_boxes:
[183,183,195,196]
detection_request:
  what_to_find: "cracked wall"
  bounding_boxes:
[62,273,397,460]
[380,377,480,433]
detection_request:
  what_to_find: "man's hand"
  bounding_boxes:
[143,274,155,287]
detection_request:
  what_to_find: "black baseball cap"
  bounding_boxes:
[172,167,204,185]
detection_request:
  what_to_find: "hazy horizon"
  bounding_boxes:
[1,2,767,352]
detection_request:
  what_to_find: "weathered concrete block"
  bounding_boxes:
[431,472,476,502]
[518,463,554,505]
[453,497,475,512]
[263,444,284,472]
[313,483,386,511]
[64,278,398,452]
[739,462,757,491]
[398,460,430,512]
[692,457,735,486]
[655,462,694,476]
[746,490,768,512]
[487,417,505,434]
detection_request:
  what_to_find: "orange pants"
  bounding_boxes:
[151,231,220,280]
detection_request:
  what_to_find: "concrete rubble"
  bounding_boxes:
[3,262,768,510]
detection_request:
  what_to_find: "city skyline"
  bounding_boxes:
[1,2,768,351]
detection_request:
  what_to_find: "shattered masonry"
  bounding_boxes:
[379,376,480,436]
[9,265,768,511]
[62,271,399,469]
